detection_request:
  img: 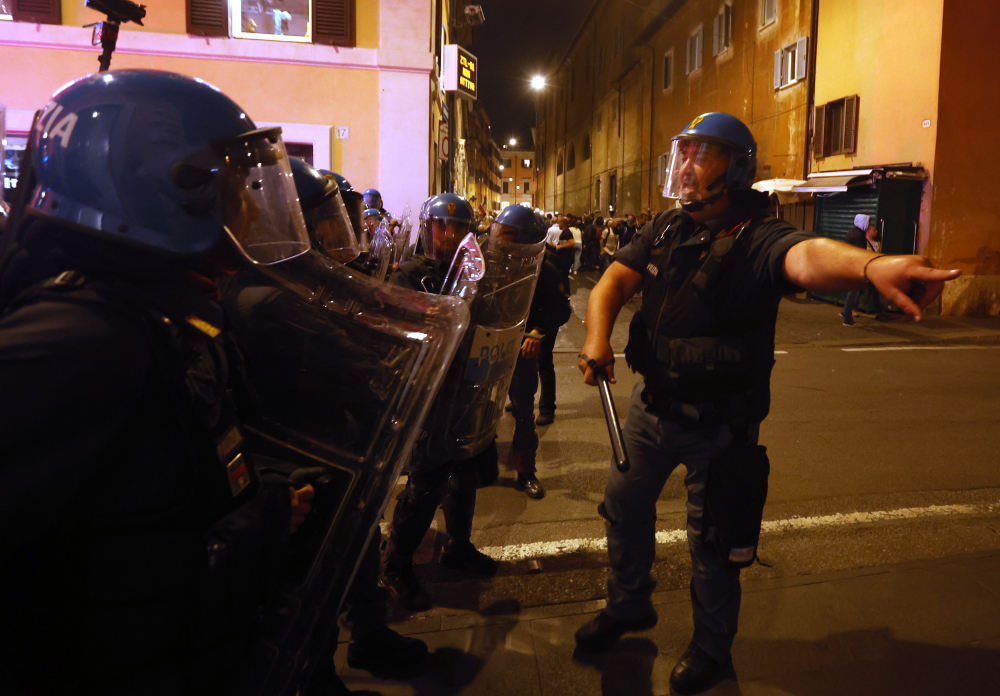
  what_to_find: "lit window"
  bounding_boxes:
[523,159,531,168]
[232,0,312,43]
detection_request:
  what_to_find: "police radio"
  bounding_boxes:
[84,0,147,72]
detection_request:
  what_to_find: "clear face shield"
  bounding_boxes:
[213,128,312,265]
[661,137,732,206]
[307,188,360,264]
[420,216,472,262]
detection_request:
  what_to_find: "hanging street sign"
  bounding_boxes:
[442,44,478,101]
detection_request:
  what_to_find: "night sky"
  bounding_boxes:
[469,0,597,149]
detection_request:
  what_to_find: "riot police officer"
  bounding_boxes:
[363,187,390,219]
[288,158,428,677]
[574,112,960,694]
[380,192,501,611]
[498,205,571,499]
[0,70,316,695]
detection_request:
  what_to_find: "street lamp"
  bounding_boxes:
[530,75,546,91]
[509,137,517,146]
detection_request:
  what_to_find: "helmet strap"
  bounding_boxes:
[681,173,728,212]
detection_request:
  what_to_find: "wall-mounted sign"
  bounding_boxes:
[443,44,478,100]
[439,122,450,161]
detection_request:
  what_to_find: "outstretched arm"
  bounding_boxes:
[578,261,643,386]
[783,237,961,321]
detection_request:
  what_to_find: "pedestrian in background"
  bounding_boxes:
[600,218,621,274]
[842,214,888,325]
[570,216,583,274]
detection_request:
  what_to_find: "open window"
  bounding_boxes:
[186,0,354,45]
[774,38,808,89]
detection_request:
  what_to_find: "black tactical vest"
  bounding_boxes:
[626,209,779,424]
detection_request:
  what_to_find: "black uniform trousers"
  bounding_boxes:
[507,352,539,473]
[385,445,496,565]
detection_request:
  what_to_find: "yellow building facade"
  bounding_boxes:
[1,0,440,217]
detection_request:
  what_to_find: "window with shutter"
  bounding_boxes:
[314,0,354,47]
[10,0,61,25]
[760,0,777,27]
[187,0,227,37]
[842,95,859,154]
[813,104,827,159]
[795,37,808,80]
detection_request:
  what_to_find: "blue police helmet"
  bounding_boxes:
[290,157,334,211]
[418,192,474,261]
[27,70,310,264]
[322,170,353,193]
[362,188,383,210]
[363,208,383,221]
[290,158,359,262]
[493,204,546,245]
[321,170,363,239]
[672,112,757,190]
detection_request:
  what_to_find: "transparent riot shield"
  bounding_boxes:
[219,250,468,696]
[441,231,487,300]
[420,238,544,463]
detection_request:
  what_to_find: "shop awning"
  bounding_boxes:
[752,178,810,204]
[793,173,873,193]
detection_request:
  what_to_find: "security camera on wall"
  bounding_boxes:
[464,4,485,26]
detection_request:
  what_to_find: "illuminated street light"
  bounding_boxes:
[499,164,505,171]
[509,137,517,146]
[530,75,546,90]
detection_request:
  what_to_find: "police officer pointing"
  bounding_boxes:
[574,113,960,694]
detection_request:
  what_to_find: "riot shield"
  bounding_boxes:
[420,238,544,463]
[219,250,468,696]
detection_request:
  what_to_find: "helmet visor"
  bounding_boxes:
[420,217,472,261]
[489,222,545,257]
[662,137,732,203]
[307,188,360,263]
[218,130,311,265]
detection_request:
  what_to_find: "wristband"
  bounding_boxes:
[863,254,887,283]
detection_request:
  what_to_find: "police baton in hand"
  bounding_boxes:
[581,354,629,472]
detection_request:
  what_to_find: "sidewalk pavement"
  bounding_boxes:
[340,548,1000,695]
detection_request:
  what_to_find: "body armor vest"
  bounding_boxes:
[626,210,778,424]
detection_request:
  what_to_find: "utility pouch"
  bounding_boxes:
[658,335,749,380]
[624,310,651,375]
[703,444,770,568]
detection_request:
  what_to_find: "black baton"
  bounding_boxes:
[582,354,630,472]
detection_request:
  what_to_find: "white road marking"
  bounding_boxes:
[841,345,1000,352]
[479,503,982,563]
[774,350,788,355]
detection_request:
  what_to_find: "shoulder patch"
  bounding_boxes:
[646,263,658,277]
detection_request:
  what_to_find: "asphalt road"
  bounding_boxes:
[388,272,1000,617]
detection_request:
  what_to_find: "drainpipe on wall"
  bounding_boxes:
[638,42,656,214]
[804,0,820,180]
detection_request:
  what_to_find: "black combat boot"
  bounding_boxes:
[347,626,428,676]
[574,609,658,652]
[439,538,497,576]
[669,641,737,695]
[440,480,497,576]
